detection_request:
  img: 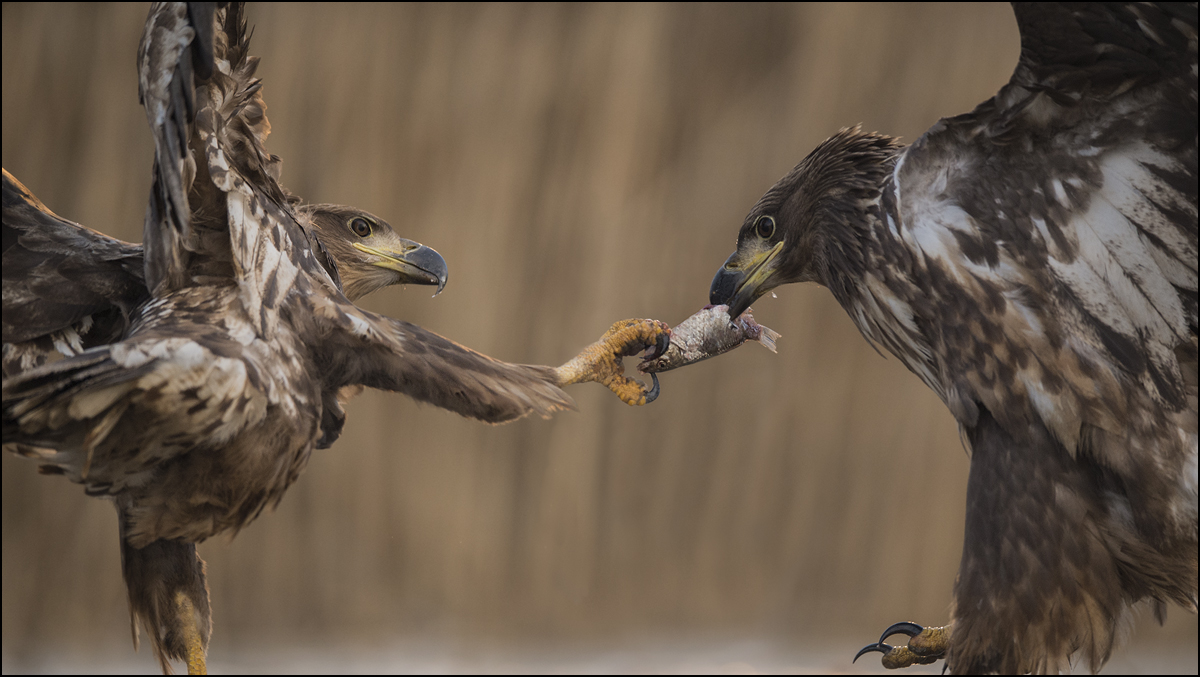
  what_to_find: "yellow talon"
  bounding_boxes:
[556,318,670,405]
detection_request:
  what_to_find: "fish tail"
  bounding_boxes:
[756,327,781,353]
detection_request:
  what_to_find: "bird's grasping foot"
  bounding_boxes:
[853,622,950,670]
[556,319,671,405]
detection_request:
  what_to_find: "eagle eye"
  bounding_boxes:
[349,217,372,238]
[755,215,775,240]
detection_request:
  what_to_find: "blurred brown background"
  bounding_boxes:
[3,3,1195,673]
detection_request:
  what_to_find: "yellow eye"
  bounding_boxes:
[349,217,372,238]
[755,215,775,240]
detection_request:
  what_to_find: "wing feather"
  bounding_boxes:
[2,329,272,498]
[858,5,1199,670]
[308,296,575,424]
[138,2,322,333]
[892,2,1196,455]
[138,2,209,294]
[2,169,147,374]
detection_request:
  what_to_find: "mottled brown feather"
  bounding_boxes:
[713,3,1196,672]
[4,3,577,673]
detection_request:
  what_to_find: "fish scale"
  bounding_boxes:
[639,305,780,374]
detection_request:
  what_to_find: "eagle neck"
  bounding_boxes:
[813,164,899,314]
[814,167,943,398]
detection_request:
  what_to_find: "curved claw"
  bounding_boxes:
[554,319,670,406]
[880,621,926,644]
[856,622,950,670]
[854,642,893,663]
[643,372,660,403]
[605,371,660,406]
[653,332,670,360]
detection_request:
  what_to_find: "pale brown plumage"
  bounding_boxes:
[4,170,446,380]
[3,170,450,466]
[2,4,666,673]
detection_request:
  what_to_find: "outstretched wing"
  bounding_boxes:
[307,296,575,424]
[137,1,213,295]
[893,2,1196,461]
[139,2,333,334]
[2,169,146,375]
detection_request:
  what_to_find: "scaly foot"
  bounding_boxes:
[854,622,950,669]
[175,591,208,674]
[556,319,670,405]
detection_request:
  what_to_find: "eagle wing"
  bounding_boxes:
[139,2,331,334]
[2,169,146,375]
[878,4,1197,671]
[892,2,1197,463]
[137,1,212,295]
[307,295,575,424]
[138,3,575,423]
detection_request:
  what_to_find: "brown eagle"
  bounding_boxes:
[2,3,666,673]
[709,2,1197,674]
[3,169,453,451]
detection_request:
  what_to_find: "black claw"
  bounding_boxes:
[879,621,925,644]
[853,642,892,664]
[654,332,670,359]
[643,373,660,403]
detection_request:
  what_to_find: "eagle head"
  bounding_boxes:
[709,127,903,318]
[301,204,448,302]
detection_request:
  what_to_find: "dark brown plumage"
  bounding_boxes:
[711,3,1197,673]
[2,4,666,673]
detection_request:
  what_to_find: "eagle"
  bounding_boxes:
[1,3,667,674]
[709,2,1197,674]
[3,169,450,450]
[3,169,449,376]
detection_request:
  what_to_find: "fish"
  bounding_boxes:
[638,304,780,374]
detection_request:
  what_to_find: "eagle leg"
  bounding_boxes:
[555,318,670,405]
[121,532,211,675]
[176,591,209,675]
[853,622,950,669]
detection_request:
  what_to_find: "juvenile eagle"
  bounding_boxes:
[4,169,448,449]
[709,3,1197,673]
[2,3,667,673]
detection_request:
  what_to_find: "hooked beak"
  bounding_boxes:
[709,240,783,319]
[353,240,449,295]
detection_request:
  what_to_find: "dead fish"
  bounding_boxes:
[638,304,780,374]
